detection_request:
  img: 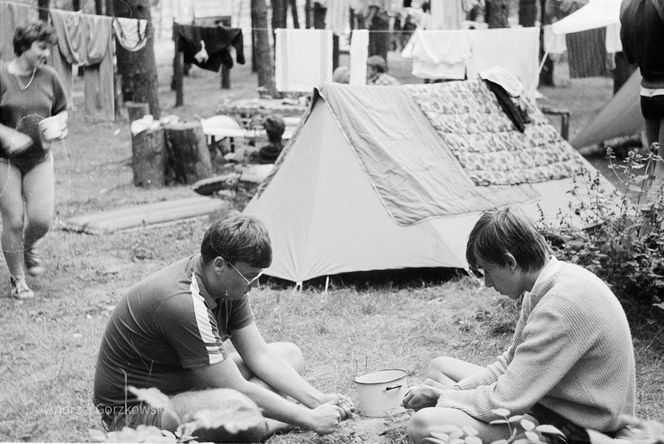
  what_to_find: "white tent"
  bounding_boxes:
[550,0,643,148]
[244,81,610,284]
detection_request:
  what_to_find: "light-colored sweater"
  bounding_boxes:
[436,257,636,432]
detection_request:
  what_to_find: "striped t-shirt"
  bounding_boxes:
[93,254,254,408]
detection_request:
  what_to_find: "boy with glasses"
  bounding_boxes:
[93,211,350,442]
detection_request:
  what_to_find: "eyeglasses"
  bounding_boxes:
[222,257,263,285]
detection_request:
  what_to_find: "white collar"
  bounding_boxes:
[529,256,562,298]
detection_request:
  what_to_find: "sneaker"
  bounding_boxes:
[24,247,45,277]
[9,276,34,300]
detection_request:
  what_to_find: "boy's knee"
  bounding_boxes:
[408,408,440,444]
[427,356,454,376]
[273,342,304,372]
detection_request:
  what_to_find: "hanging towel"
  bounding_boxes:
[350,29,369,85]
[0,2,37,61]
[83,13,114,122]
[566,27,610,78]
[401,29,471,79]
[49,9,114,121]
[466,27,540,99]
[172,23,245,72]
[113,17,149,52]
[275,29,333,92]
[326,0,350,35]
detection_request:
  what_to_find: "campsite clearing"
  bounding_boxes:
[0,28,661,444]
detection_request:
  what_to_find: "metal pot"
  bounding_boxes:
[354,369,408,417]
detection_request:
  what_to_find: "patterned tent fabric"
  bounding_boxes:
[407,80,586,186]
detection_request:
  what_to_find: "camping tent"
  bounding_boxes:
[550,0,643,148]
[244,81,610,284]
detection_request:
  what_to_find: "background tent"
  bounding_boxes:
[244,81,611,284]
[550,0,644,148]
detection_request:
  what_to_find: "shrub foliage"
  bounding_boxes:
[539,145,664,316]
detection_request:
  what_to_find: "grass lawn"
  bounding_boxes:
[0,31,662,443]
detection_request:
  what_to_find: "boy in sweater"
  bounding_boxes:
[404,207,636,444]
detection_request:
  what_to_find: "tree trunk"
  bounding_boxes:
[113,0,161,118]
[305,0,312,28]
[163,122,213,185]
[132,127,166,188]
[73,0,80,11]
[95,0,103,15]
[613,52,636,94]
[289,0,300,28]
[125,101,150,122]
[252,0,278,97]
[37,0,49,21]
[272,0,288,30]
[272,0,288,53]
[485,0,510,28]
[518,0,537,26]
[539,0,554,86]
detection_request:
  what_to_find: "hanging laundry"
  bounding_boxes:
[49,9,114,121]
[466,27,540,99]
[275,29,333,93]
[401,29,471,80]
[543,24,567,54]
[172,23,245,72]
[0,1,37,60]
[83,13,114,122]
[430,0,465,30]
[326,0,350,35]
[113,17,149,52]
[566,27,610,78]
[350,29,369,85]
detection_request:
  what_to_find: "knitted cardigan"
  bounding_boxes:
[436,257,636,433]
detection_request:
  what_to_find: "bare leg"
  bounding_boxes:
[230,341,304,387]
[22,155,54,250]
[229,342,303,433]
[408,407,513,444]
[0,160,27,278]
[425,356,485,387]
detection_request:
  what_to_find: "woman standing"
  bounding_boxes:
[0,21,68,299]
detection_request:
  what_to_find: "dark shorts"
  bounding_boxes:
[640,94,664,120]
[529,404,591,444]
[0,152,51,175]
[99,403,166,431]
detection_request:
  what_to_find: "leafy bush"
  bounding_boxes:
[539,145,664,315]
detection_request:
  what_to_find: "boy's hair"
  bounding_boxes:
[466,207,550,272]
[13,21,58,56]
[201,211,272,268]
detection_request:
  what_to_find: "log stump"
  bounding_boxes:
[126,101,150,122]
[164,122,212,185]
[132,126,166,187]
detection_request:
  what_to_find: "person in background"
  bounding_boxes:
[366,55,401,85]
[0,21,68,300]
[333,66,350,83]
[94,212,353,442]
[404,207,636,444]
[620,0,664,193]
[256,115,286,164]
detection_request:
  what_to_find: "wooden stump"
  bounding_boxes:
[164,122,212,185]
[132,126,166,187]
[126,101,150,122]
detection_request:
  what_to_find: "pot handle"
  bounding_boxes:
[385,384,402,391]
